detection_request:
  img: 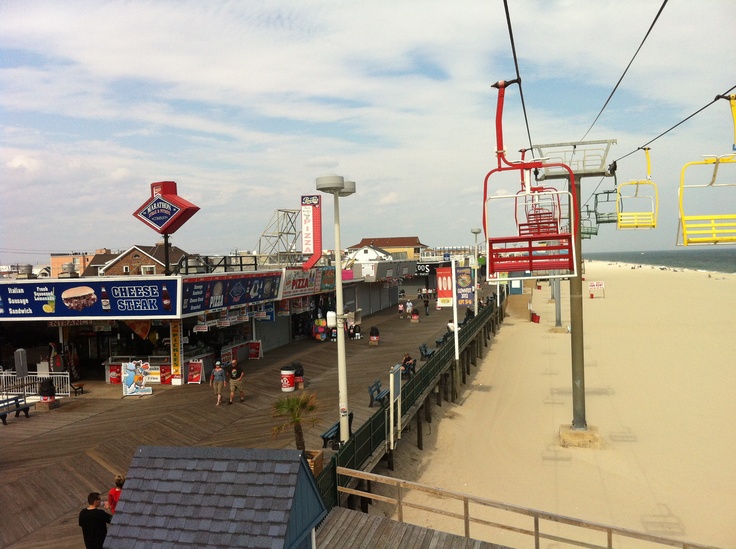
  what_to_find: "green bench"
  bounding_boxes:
[0,396,31,426]
[368,380,390,407]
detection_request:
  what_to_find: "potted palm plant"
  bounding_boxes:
[272,391,323,475]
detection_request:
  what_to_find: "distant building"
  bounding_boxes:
[49,250,103,278]
[345,244,393,264]
[347,237,428,261]
[98,244,188,276]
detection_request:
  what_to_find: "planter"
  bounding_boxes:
[306,450,323,476]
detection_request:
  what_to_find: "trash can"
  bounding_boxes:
[280,366,295,392]
[38,377,56,402]
[292,361,304,389]
[369,326,380,346]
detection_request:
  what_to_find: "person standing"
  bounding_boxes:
[398,302,404,318]
[210,361,226,406]
[79,492,111,549]
[227,359,245,404]
[106,474,125,514]
[423,297,430,316]
[405,300,413,316]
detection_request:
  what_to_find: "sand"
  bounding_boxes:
[375,261,736,549]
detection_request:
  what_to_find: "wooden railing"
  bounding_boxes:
[335,467,720,549]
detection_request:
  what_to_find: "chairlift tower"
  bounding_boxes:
[533,139,616,437]
[255,209,303,267]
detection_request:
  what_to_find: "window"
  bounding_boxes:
[141,265,156,275]
[123,266,130,274]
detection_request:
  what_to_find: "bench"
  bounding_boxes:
[71,383,86,396]
[368,379,390,407]
[435,335,445,347]
[400,359,417,378]
[418,343,435,361]
[320,411,354,448]
[0,396,31,426]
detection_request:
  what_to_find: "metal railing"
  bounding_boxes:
[334,466,718,549]
[315,298,501,509]
[0,372,72,397]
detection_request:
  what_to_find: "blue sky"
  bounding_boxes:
[1,0,734,265]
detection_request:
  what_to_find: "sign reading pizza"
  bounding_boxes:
[134,181,200,234]
[301,195,322,270]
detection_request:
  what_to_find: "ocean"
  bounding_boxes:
[584,247,736,274]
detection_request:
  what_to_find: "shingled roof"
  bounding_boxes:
[105,446,327,549]
[348,237,428,249]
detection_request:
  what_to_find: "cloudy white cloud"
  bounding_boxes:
[1,0,734,264]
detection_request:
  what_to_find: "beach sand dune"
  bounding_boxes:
[374,261,736,548]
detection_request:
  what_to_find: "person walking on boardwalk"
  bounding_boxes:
[423,297,430,316]
[106,474,125,514]
[79,492,111,549]
[210,361,226,406]
[227,359,245,404]
[398,302,404,318]
[405,300,413,316]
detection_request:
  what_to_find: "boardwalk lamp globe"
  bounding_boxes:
[316,175,356,444]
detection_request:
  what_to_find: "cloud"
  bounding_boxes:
[1,0,734,264]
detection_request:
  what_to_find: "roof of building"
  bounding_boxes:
[105,446,327,549]
[100,244,189,274]
[80,252,120,276]
[348,237,428,249]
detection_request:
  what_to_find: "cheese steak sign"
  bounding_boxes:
[0,278,179,320]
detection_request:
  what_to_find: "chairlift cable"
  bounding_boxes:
[503,0,534,151]
[613,84,736,163]
[578,0,669,143]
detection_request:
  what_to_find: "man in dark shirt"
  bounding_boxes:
[228,359,245,404]
[79,492,111,549]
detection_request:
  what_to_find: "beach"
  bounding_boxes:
[375,261,736,548]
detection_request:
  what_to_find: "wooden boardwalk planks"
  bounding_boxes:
[1,298,488,549]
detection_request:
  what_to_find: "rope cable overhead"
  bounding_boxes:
[503,0,534,152]
[578,0,669,142]
[581,84,736,207]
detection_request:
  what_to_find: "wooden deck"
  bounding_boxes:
[0,298,485,549]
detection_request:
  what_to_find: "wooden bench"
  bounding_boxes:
[368,380,390,407]
[0,396,31,426]
[418,343,435,361]
[71,383,86,396]
[320,411,354,448]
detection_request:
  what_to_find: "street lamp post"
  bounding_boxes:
[316,175,355,444]
[471,228,481,314]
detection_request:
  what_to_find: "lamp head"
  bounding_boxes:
[471,228,482,235]
[316,175,345,194]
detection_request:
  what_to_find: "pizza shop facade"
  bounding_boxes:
[0,266,357,384]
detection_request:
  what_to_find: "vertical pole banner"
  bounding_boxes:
[436,267,453,308]
[170,319,183,385]
[301,195,322,270]
[454,266,473,307]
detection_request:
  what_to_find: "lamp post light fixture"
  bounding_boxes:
[471,228,482,314]
[316,175,356,444]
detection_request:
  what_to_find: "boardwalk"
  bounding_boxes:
[0,296,487,549]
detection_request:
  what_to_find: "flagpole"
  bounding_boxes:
[451,259,459,361]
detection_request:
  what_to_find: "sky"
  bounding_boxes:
[1,0,734,266]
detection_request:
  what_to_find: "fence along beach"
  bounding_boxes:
[375,259,736,549]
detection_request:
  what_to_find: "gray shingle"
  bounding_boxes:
[105,446,326,549]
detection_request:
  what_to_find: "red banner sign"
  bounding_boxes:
[301,195,322,270]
